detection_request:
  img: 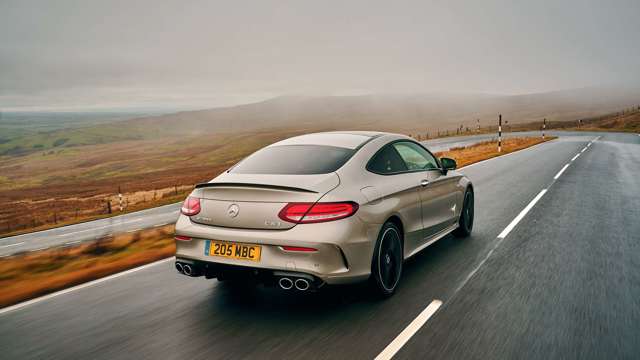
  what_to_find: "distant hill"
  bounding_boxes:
[2,86,639,155]
[123,86,640,135]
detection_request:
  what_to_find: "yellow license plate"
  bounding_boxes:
[207,240,261,262]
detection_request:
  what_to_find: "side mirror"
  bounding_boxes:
[440,157,457,174]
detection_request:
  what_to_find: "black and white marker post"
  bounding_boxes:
[542,118,546,139]
[118,185,123,212]
[498,114,502,153]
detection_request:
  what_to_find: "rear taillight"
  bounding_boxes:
[175,235,192,241]
[181,196,201,216]
[281,246,318,252]
[278,202,358,224]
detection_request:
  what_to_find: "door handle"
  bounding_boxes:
[420,179,430,187]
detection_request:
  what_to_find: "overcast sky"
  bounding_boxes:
[1,0,639,110]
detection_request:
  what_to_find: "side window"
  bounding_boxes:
[367,145,408,174]
[393,141,439,171]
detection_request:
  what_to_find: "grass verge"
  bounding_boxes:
[0,225,175,308]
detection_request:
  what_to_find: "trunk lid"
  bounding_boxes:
[190,173,340,230]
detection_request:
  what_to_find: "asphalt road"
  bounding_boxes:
[0,130,546,256]
[0,203,181,256]
[1,131,639,360]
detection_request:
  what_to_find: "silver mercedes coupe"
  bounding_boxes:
[174,131,473,297]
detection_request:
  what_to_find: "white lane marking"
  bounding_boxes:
[154,223,170,227]
[65,240,82,245]
[126,228,142,233]
[375,300,443,360]
[57,229,96,237]
[581,147,587,153]
[0,242,25,248]
[0,257,174,316]
[587,143,591,147]
[56,218,146,237]
[497,189,547,239]
[29,247,47,252]
[554,164,570,180]
[571,153,580,162]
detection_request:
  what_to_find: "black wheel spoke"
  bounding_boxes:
[382,263,393,286]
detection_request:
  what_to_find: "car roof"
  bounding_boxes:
[270,131,389,150]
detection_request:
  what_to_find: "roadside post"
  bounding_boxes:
[498,114,502,152]
[118,185,123,212]
[477,119,480,133]
[543,118,546,139]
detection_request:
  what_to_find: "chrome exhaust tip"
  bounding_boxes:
[294,278,310,291]
[183,264,193,276]
[175,262,184,273]
[278,277,294,290]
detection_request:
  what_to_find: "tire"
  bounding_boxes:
[453,188,474,238]
[370,222,403,297]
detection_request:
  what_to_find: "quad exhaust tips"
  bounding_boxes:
[277,277,311,291]
[176,262,317,287]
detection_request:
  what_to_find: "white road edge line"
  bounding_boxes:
[581,147,587,153]
[571,153,580,162]
[126,228,142,233]
[0,242,25,248]
[154,223,170,227]
[0,257,174,316]
[375,300,443,360]
[497,189,547,239]
[554,164,570,180]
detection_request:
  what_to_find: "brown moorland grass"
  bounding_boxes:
[569,109,640,133]
[0,187,192,238]
[0,225,175,308]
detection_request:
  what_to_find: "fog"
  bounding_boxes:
[1,0,639,110]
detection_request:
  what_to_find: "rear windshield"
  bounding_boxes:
[230,145,355,175]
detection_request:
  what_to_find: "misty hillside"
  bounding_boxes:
[2,86,639,155]
[127,86,640,135]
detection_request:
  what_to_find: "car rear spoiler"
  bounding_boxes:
[194,182,318,193]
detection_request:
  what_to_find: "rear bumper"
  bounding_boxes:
[175,258,326,289]
[174,214,380,285]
